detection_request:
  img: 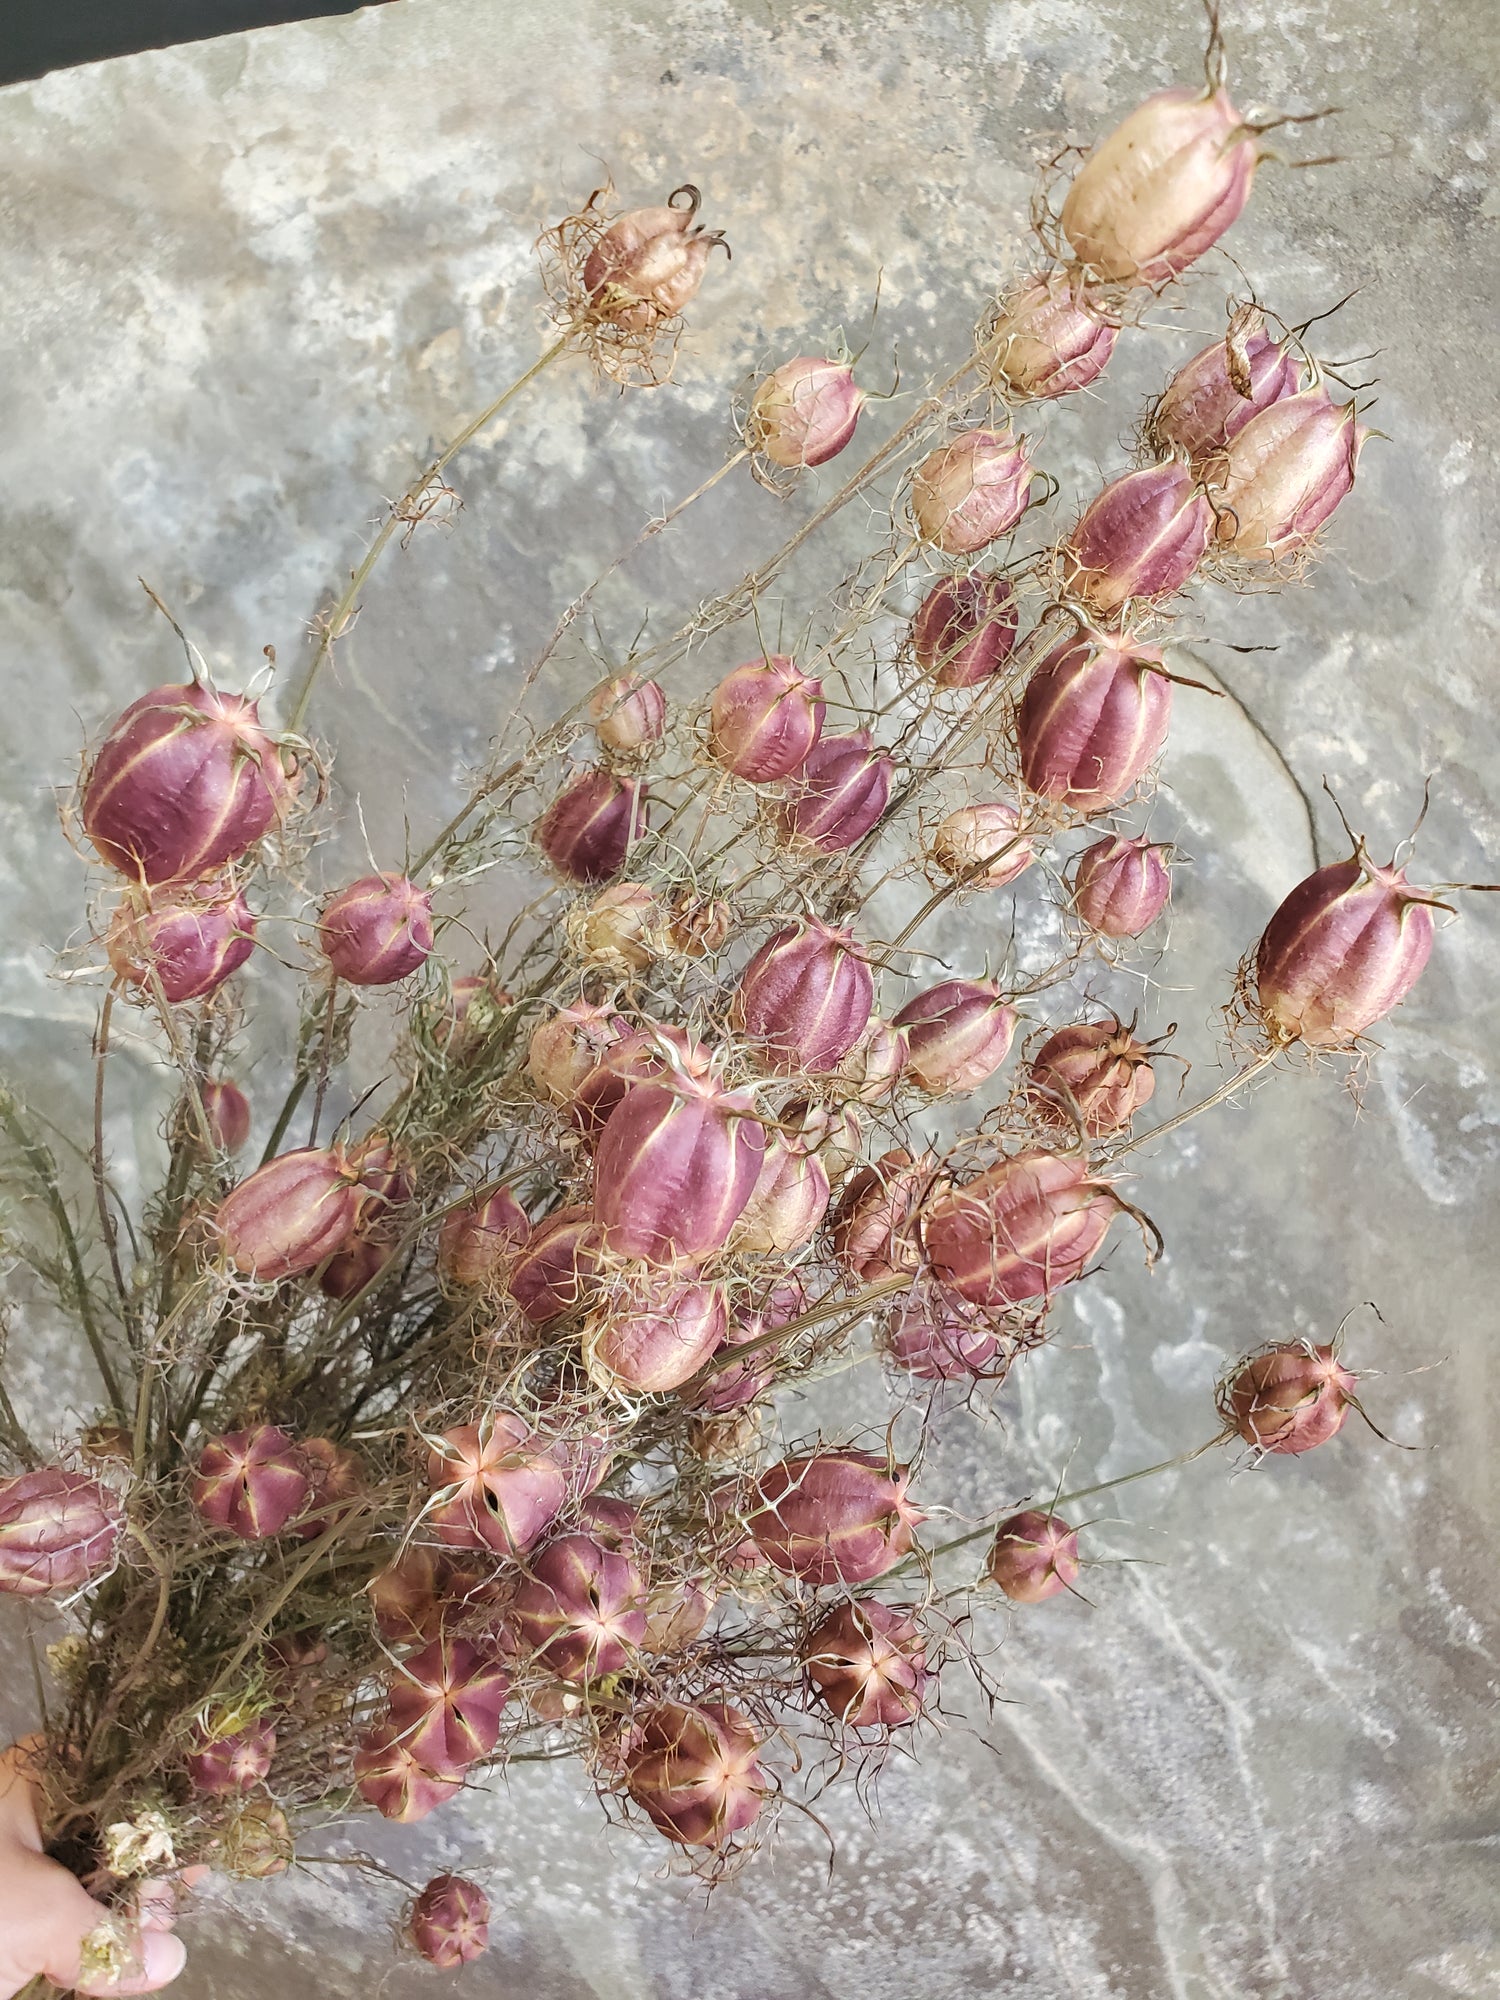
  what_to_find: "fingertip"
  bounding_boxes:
[75,1926,187,1996]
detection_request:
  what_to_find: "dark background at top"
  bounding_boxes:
[2,1,380,87]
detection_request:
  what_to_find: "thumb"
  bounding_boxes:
[37,1873,187,1998]
[70,1924,187,1998]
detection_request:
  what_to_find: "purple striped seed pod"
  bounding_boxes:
[893,979,1018,1096]
[526,1000,624,1105]
[747,1450,924,1587]
[386,1633,511,1777]
[424,1414,600,1558]
[728,1134,831,1254]
[910,573,1019,688]
[587,672,667,752]
[624,1701,768,1849]
[1026,1020,1157,1136]
[709,656,826,784]
[748,356,864,468]
[732,915,874,1075]
[987,1509,1081,1603]
[510,1531,649,1680]
[0,1469,123,1598]
[353,1725,463,1822]
[1062,463,1213,621]
[694,1276,807,1415]
[200,1077,252,1154]
[910,428,1034,555]
[1253,846,1437,1048]
[289,1438,366,1541]
[1150,313,1305,461]
[1061,85,1259,288]
[802,1600,933,1729]
[1018,629,1173,811]
[185,1718,277,1796]
[505,1205,602,1324]
[106,885,257,1004]
[593,1069,765,1265]
[535,766,649,884]
[216,1145,363,1281]
[1071,835,1173,938]
[883,1293,1004,1383]
[583,188,723,330]
[191,1426,313,1541]
[988,274,1118,401]
[831,1149,930,1285]
[586,1275,728,1394]
[410,1875,491,1968]
[930,802,1035,889]
[1222,1342,1357,1455]
[317,1234,396,1302]
[1213,387,1366,564]
[922,1151,1120,1308]
[777,729,895,853]
[837,1017,910,1102]
[438,1188,531,1290]
[318,873,434,986]
[81,681,290,886]
[569,1025,707,1147]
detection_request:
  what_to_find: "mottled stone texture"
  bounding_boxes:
[0,0,1497,1995]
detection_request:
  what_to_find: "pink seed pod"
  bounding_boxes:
[709,656,826,784]
[910,573,1019,689]
[837,1017,909,1102]
[1060,85,1259,287]
[536,767,649,885]
[748,355,864,468]
[831,1149,931,1284]
[1212,386,1366,564]
[387,1633,511,1775]
[583,186,724,328]
[894,978,1018,1096]
[318,873,434,986]
[988,274,1118,400]
[778,728,895,853]
[1071,835,1173,938]
[191,1426,313,1541]
[883,1292,1003,1382]
[587,1275,728,1394]
[1222,1342,1357,1455]
[200,1078,251,1154]
[425,1412,604,1557]
[318,1232,396,1303]
[911,429,1034,554]
[433,972,509,1051]
[215,1145,363,1281]
[588,672,667,752]
[1018,629,1173,811]
[505,1205,601,1323]
[106,886,257,1004]
[353,1724,463,1822]
[0,1469,123,1598]
[593,1068,766,1265]
[642,1574,717,1653]
[1062,462,1212,621]
[1254,844,1438,1048]
[922,1151,1120,1308]
[410,1875,490,1968]
[987,1509,1081,1603]
[695,1276,806,1415]
[185,1717,276,1796]
[803,1600,932,1728]
[289,1437,365,1541]
[748,1450,923,1586]
[511,1531,648,1680]
[566,882,661,973]
[347,1133,414,1229]
[782,1096,865,1178]
[624,1701,768,1848]
[81,680,289,886]
[368,1547,452,1648]
[1026,1020,1157,1136]
[527,1000,623,1105]
[732,916,874,1076]
[1150,312,1305,460]
[569,1026,695,1147]
[930,802,1035,889]
[438,1188,531,1290]
[729,1135,831,1255]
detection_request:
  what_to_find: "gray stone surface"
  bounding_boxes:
[1,0,1498,1995]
